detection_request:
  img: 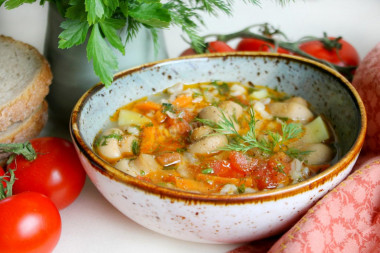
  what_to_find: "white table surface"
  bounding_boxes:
[1,1,380,252]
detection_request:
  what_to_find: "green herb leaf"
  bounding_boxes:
[102,0,119,13]
[58,19,89,49]
[99,18,126,54]
[4,0,35,9]
[65,0,87,21]
[132,139,140,155]
[95,132,123,146]
[0,142,36,161]
[201,168,214,174]
[201,107,308,159]
[237,184,246,194]
[212,81,229,95]
[85,0,105,24]
[129,2,171,28]
[162,103,175,113]
[87,23,118,86]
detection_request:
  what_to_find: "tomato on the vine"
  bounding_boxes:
[236,38,290,54]
[180,41,235,56]
[207,41,235,53]
[299,37,360,67]
[0,191,61,253]
[8,137,86,209]
[0,166,6,188]
[180,48,197,56]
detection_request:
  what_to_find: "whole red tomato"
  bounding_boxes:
[207,41,235,53]
[180,41,235,56]
[0,166,6,188]
[0,192,61,253]
[8,137,86,209]
[180,48,197,56]
[299,37,360,67]
[236,38,290,54]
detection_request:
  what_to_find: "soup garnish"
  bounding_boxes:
[94,81,336,194]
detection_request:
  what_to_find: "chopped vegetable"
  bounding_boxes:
[118,109,152,126]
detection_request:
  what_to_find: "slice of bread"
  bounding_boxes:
[0,100,48,164]
[0,100,48,143]
[0,35,52,131]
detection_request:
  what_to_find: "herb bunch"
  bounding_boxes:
[0,0,289,86]
[198,108,309,159]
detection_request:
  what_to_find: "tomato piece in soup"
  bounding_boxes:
[253,153,291,190]
[229,151,258,176]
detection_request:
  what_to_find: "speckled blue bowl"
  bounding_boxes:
[70,52,366,244]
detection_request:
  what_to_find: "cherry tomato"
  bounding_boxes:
[236,38,290,54]
[8,137,86,209]
[0,166,6,188]
[229,151,258,176]
[207,41,235,53]
[0,192,61,253]
[180,41,235,56]
[180,48,197,56]
[299,37,360,67]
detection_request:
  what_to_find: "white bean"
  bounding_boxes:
[130,154,161,175]
[188,134,228,154]
[97,128,123,160]
[190,126,214,142]
[115,159,140,177]
[267,102,313,122]
[120,135,138,156]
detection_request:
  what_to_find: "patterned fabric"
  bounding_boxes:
[352,42,380,154]
[268,157,380,253]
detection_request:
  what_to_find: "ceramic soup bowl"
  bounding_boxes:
[70,52,366,244]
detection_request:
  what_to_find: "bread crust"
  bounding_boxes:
[0,100,48,143]
[0,35,52,131]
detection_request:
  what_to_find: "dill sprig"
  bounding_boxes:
[198,107,309,159]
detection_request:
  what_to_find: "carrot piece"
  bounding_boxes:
[172,94,193,108]
[173,176,210,193]
[156,152,182,166]
[140,126,158,153]
[134,101,162,112]
[196,173,241,185]
[196,174,253,188]
[154,110,167,123]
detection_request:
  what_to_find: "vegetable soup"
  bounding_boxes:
[94,81,337,194]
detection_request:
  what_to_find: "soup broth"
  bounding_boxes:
[94,81,337,194]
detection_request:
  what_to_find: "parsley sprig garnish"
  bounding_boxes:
[198,108,310,159]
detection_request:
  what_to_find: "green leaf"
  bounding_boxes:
[0,0,6,6]
[99,18,125,54]
[87,23,118,86]
[58,19,89,49]
[85,0,105,24]
[103,0,118,12]
[119,0,128,17]
[0,142,36,161]
[4,0,35,9]
[65,1,87,21]
[129,2,171,28]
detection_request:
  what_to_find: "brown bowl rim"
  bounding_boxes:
[70,52,367,204]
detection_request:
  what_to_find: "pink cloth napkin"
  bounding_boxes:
[230,43,380,253]
[229,156,380,253]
